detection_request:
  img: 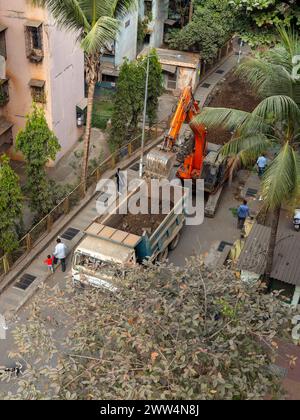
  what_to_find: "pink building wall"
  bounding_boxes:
[0,0,84,164]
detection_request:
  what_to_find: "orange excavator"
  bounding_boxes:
[145,86,207,180]
[145,86,232,215]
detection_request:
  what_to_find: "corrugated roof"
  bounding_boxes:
[237,223,271,275]
[271,236,300,286]
[162,64,177,74]
[139,47,200,68]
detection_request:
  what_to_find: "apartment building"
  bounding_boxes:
[0,0,85,164]
[101,0,169,85]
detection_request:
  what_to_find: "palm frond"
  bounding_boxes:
[221,134,271,157]
[31,0,89,34]
[192,107,273,142]
[276,25,300,61]
[261,143,300,209]
[237,58,295,100]
[252,95,300,128]
[81,16,120,53]
[110,0,138,18]
[192,107,250,131]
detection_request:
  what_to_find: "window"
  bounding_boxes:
[0,26,7,59]
[144,1,153,20]
[0,79,9,106]
[167,72,177,90]
[25,21,43,63]
[125,20,130,28]
[29,79,46,103]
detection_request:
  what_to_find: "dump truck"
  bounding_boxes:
[71,183,187,290]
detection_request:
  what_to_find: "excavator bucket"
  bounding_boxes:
[145,147,177,179]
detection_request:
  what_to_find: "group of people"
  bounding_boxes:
[236,154,267,230]
[43,238,68,274]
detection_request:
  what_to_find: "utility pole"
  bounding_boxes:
[139,51,150,178]
[237,39,244,64]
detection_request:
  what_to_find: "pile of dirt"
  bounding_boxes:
[118,212,166,236]
[118,197,174,236]
[205,71,260,146]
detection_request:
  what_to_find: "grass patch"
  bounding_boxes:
[92,89,115,130]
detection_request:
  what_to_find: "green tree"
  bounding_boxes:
[167,0,238,62]
[0,155,23,253]
[32,0,137,187]
[228,0,300,47]
[16,105,61,218]
[192,27,300,281]
[109,50,163,150]
[1,260,292,400]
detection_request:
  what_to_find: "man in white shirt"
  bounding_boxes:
[257,153,267,177]
[53,238,68,272]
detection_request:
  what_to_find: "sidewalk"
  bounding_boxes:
[194,54,238,106]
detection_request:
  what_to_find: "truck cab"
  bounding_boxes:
[72,224,140,290]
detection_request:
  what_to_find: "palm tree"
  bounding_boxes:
[32,0,137,186]
[192,28,300,282]
[236,26,300,107]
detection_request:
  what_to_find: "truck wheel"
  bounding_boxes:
[157,248,169,263]
[72,278,83,289]
[169,233,180,251]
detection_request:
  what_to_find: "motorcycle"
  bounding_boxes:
[293,209,300,231]
[0,362,23,378]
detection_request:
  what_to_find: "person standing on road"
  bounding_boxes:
[53,238,68,272]
[115,168,125,195]
[237,199,250,230]
[256,153,267,177]
[115,168,121,193]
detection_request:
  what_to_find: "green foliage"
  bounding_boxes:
[16,104,61,217]
[137,18,148,45]
[229,0,300,46]
[109,49,163,150]
[92,91,114,130]
[0,155,23,253]
[2,260,291,400]
[229,0,300,27]
[167,0,238,62]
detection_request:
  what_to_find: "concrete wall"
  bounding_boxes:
[115,11,138,66]
[150,0,169,48]
[47,19,84,162]
[0,0,84,164]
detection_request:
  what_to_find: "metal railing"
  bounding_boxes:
[0,120,167,280]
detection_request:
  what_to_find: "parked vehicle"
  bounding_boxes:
[293,209,300,231]
[72,183,187,290]
[0,362,23,377]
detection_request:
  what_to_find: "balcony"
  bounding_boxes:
[0,25,7,59]
[25,20,44,63]
[0,79,9,106]
[29,79,46,103]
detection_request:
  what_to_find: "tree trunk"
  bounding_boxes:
[188,1,193,23]
[81,53,100,187]
[265,206,281,283]
[81,81,96,184]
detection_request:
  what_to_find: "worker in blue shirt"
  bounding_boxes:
[257,153,267,177]
[237,199,250,229]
